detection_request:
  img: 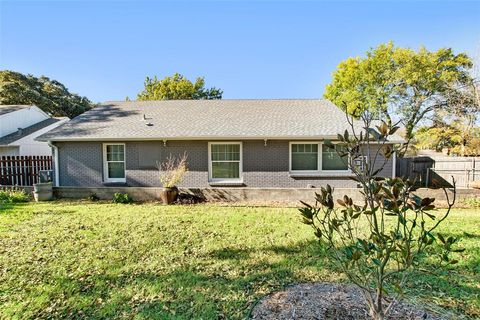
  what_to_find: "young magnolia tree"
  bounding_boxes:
[299,111,461,320]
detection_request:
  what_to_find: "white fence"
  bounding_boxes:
[429,157,479,188]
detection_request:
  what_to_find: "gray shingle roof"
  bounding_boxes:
[0,118,64,145]
[37,99,404,142]
[0,105,31,116]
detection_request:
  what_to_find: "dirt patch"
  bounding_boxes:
[251,283,443,320]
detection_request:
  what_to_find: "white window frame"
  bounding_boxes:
[208,142,243,183]
[321,142,351,173]
[289,142,321,174]
[103,143,126,183]
[289,141,351,174]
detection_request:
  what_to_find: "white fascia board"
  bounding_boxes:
[44,136,404,144]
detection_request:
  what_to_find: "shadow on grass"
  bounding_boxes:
[404,269,480,317]
[0,202,27,212]
[462,231,480,240]
[4,225,479,319]
[208,241,480,318]
[25,240,327,319]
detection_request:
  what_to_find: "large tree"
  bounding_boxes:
[137,73,223,100]
[0,70,94,118]
[324,42,475,147]
[414,123,480,156]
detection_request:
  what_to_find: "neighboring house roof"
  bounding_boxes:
[0,105,32,116]
[0,118,64,146]
[37,99,405,143]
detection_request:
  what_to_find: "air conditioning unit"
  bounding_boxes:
[39,170,53,183]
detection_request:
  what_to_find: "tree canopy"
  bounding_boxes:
[324,42,476,145]
[414,124,480,156]
[137,73,223,101]
[0,70,94,118]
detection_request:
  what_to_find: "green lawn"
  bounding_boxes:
[0,202,478,319]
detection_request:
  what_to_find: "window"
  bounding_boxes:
[291,143,318,171]
[322,144,349,171]
[289,142,350,174]
[103,143,126,182]
[209,142,242,181]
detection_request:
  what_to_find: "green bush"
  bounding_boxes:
[0,188,30,203]
[112,193,133,204]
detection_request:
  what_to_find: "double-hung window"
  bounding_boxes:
[209,142,242,182]
[103,143,126,183]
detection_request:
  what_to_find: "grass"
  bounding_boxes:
[0,201,479,319]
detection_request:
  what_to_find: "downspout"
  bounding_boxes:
[392,150,397,178]
[48,142,60,187]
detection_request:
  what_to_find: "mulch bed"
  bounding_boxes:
[251,283,444,320]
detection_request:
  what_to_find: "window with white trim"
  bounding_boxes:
[209,142,242,181]
[322,144,349,171]
[291,143,318,171]
[289,142,350,173]
[103,143,126,182]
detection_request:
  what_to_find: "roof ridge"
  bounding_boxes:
[103,98,325,103]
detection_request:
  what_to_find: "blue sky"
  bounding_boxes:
[1,0,479,103]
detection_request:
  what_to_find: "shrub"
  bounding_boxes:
[112,193,133,204]
[299,114,459,320]
[0,188,30,204]
[157,153,188,188]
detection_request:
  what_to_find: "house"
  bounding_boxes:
[37,99,403,188]
[0,105,69,157]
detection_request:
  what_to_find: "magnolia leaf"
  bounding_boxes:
[437,233,446,244]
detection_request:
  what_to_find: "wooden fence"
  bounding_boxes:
[0,156,52,186]
[397,156,479,188]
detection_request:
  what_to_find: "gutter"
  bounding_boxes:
[48,142,60,187]
[39,136,406,144]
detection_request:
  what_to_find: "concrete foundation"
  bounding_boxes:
[53,186,479,203]
[2,185,478,204]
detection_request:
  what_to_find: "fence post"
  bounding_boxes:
[7,156,13,185]
[473,158,476,183]
[0,156,3,185]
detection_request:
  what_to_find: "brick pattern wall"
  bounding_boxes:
[57,142,103,186]
[56,140,393,188]
[127,141,208,187]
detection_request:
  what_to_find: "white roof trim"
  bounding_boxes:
[46,136,405,143]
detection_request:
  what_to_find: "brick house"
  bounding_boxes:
[37,99,402,188]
